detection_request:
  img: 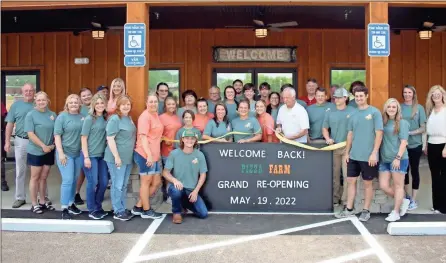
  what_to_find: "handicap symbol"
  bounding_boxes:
[129,36,139,48]
[373,36,384,49]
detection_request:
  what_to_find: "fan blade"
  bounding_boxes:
[225,26,254,28]
[433,25,446,32]
[91,21,102,28]
[268,21,298,28]
[253,19,264,26]
[423,21,434,28]
[108,26,124,30]
[269,27,283,32]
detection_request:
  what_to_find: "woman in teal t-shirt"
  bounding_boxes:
[54,94,84,220]
[230,99,262,143]
[104,95,137,221]
[223,86,239,122]
[378,98,410,222]
[24,91,57,214]
[80,93,108,220]
[202,102,232,142]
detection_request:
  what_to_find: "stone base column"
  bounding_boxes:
[127,163,165,210]
[354,177,394,213]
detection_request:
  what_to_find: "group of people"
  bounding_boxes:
[3,75,446,223]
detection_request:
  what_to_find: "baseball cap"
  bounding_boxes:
[333,88,349,98]
[97,85,108,91]
[181,130,198,139]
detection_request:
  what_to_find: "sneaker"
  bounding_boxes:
[74,193,84,205]
[1,182,9,191]
[126,209,135,218]
[358,209,371,222]
[433,209,442,214]
[131,206,143,216]
[334,207,356,218]
[385,210,401,222]
[41,203,56,211]
[97,209,108,219]
[140,209,163,219]
[89,211,103,220]
[400,198,410,217]
[68,204,82,215]
[12,199,26,208]
[62,209,72,220]
[408,200,418,211]
[113,212,132,221]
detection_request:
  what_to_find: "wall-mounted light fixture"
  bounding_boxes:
[74,58,90,65]
[419,29,432,40]
[255,28,267,38]
[92,30,105,40]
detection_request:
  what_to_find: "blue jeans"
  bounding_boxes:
[107,162,132,214]
[167,183,208,219]
[81,152,108,213]
[56,152,82,207]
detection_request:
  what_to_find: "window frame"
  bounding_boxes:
[328,66,366,91]
[148,67,181,104]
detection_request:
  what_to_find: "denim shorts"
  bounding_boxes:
[134,151,161,175]
[378,159,409,174]
[27,150,55,166]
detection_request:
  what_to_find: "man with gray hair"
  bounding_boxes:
[207,85,221,114]
[4,83,35,208]
[276,87,309,143]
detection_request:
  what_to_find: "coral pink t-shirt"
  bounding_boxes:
[193,112,214,133]
[134,110,164,162]
[159,112,182,158]
[257,113,279,143]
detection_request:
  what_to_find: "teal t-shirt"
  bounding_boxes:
[165,149,208,190]
[80,105,90,117]
[174,127,201,149]
[24,109,57,156]
[230,116,262,142]
[5,100,34,138]
[248,100,257,118]
[225,102,238,122]
[380,119,409,163]
[177,107,197,120]
[297,99,308,109]
[323,106,357,143]
[104,115,136,165]
[270,107,279,123]
[347,106,383,162]
[81,115,107,157]
[401,104,426,149]
[307,102,335,139]
[348,99,357,108]
[158,100,165,115]
[207,99,220,115]
[54,112,83,158]
[203,119,231,139]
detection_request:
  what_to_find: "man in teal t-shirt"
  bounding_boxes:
[322,88,356,206]
[163,130,208,224]
[4,83,35,208]
[307,87,335,142]
[335,85,383,222]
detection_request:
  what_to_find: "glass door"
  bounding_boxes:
[255,68,297,95]
[1,70,40,161]
[213,68,253,99]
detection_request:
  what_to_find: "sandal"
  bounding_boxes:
[32,205,43,214]
[41,203,55,211]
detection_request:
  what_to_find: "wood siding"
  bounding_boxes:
[2,29,446,112]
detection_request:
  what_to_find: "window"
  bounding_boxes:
[330,69,366,92]
[256,72,295,93]
[1,71,39,112]
[149,69,180,103]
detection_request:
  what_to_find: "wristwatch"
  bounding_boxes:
[395,155,401,160]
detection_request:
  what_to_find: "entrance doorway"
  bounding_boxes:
[1,70,40,161]
[212,68,297,97]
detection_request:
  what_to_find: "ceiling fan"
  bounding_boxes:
[61,20,123,36]
[392,20,446,32]
[225,19,298,33]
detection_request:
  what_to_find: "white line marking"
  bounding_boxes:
[122,214,166,263]
[318,248,375,263]
[133,217,351,262]
[208,211,334,215]
[350,217,394,263]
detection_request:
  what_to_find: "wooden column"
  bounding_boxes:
[365,2,389,109]
[126,3,149,121]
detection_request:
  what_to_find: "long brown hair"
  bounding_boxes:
[115,95,132,118]
[382,98,402,135]
[402,85,419,119]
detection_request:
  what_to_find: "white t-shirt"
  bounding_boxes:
[427,106,446,144]
[276,102,310,143]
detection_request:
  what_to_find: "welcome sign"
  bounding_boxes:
[213,46,297,63]
[200,143,332,213]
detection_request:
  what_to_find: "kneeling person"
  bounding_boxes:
[163,130,208,224]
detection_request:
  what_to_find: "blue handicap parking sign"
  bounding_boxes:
[124,23,146,56]
[367,23,390,57]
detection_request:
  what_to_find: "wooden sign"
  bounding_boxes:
[213,46,297,63]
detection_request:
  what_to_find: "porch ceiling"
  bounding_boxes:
[1,6,446,33]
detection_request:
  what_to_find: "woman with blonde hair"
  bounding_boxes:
[424,85,446,214]
[132,93,164,219]
[104,95,136,221]
[24,91,57,213]
[80,93,109,220]
[107,78,126,115]
[401,85,426,210]
[379,98,410,221]
[54,94,84,220]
